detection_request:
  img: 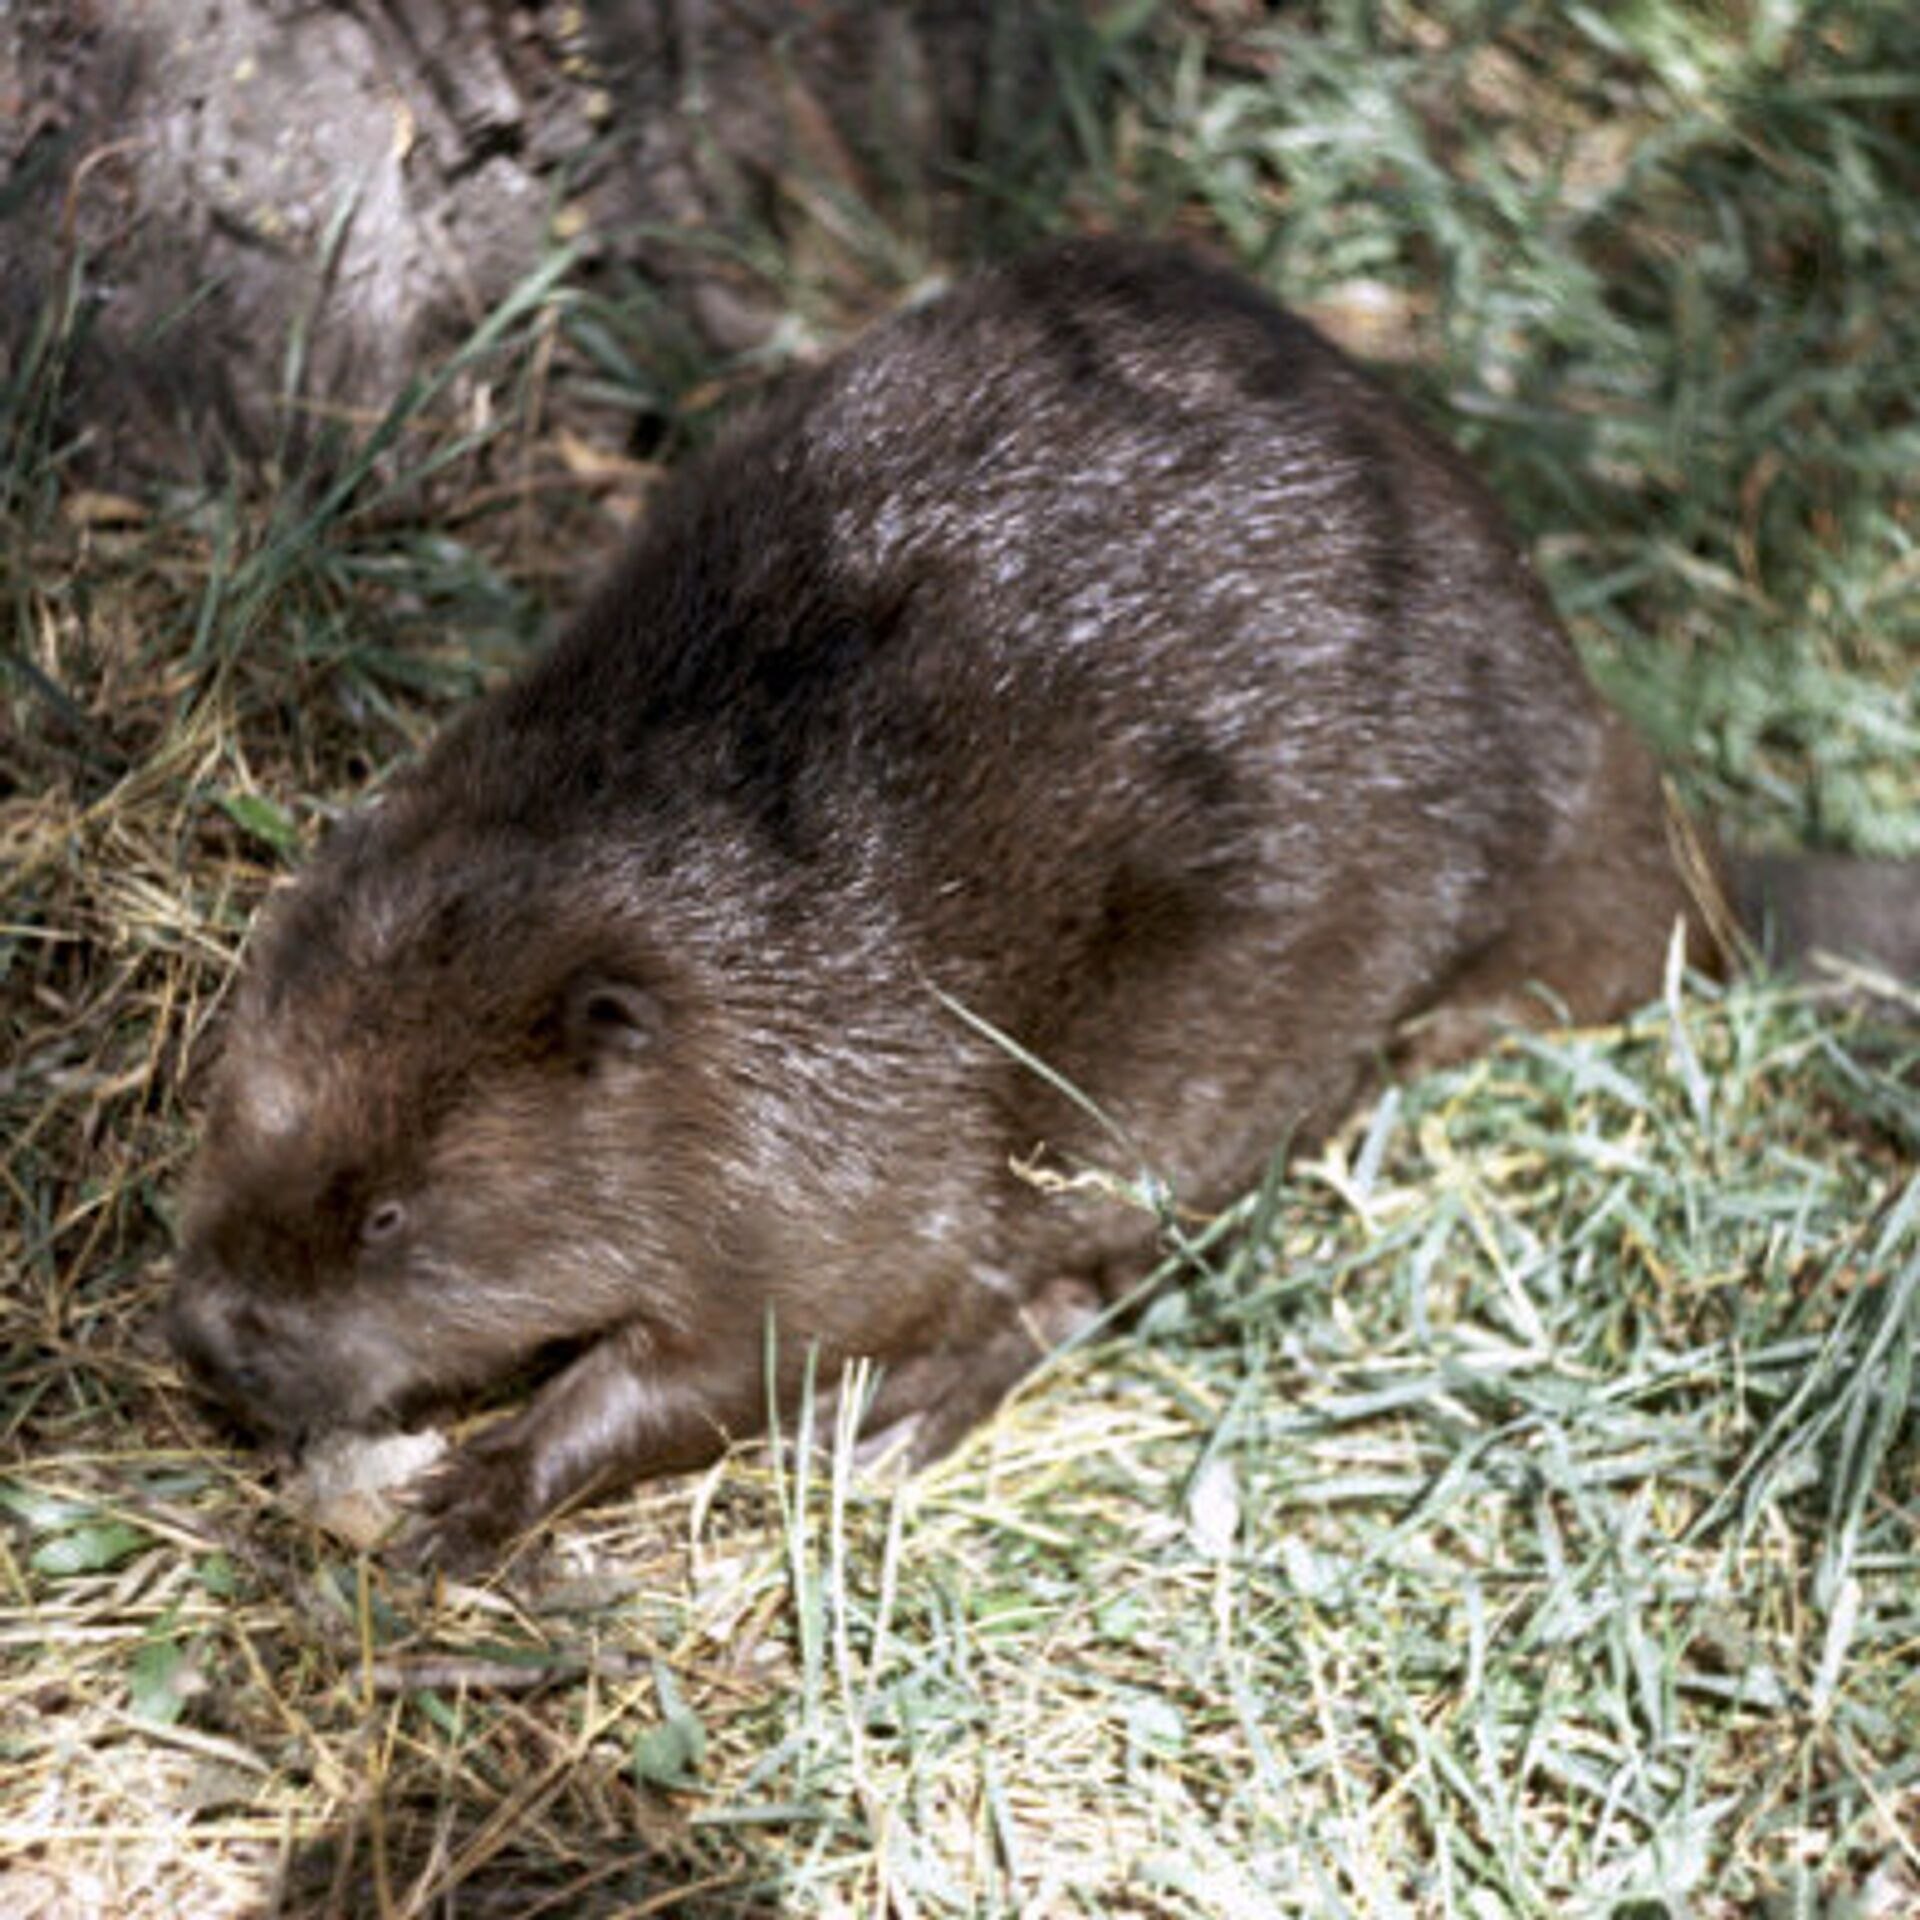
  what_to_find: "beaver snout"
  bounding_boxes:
[166,1276,300,1442]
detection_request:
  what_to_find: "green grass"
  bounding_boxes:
[4,2,1918,1913]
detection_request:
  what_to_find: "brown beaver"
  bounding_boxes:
[167,238,1915,1570]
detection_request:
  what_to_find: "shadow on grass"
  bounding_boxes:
[276,1816,785,1919]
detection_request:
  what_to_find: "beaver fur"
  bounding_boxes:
[168,238,1897,1570]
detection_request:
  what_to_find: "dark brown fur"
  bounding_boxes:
[169,239,1885,1570]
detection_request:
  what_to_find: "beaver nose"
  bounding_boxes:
[165,1279,273,1418]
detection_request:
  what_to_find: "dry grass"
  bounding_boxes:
[6,3,1920,1915]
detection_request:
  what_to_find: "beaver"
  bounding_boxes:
[167,237,1915,1570]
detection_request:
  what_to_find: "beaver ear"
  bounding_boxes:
[560,972,664,1069]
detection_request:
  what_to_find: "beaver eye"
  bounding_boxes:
[361,1199,408,1247]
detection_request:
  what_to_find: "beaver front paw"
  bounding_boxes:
[395,1422,546,1575]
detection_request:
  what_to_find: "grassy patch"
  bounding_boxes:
[4,2,1917,1912]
